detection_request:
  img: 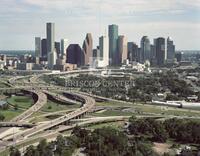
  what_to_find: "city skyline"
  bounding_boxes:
[0,0,200,50]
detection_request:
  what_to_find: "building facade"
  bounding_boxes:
[98,35,109,67]
[128,42,138,63]
[82,33,93,66]
[167,37,175,63]
[47,22,56,69]
[41,38,47,61]
[67,44,84,67]
[118,35,128,64]
[108,24,119,66]
[140,36,151,63]
[35,37,41,64]
[61,39,68,57]
[155,37,166,66]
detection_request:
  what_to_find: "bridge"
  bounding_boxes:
[10,90,47,122]
[3,92,95,141]
[0,122,35,128]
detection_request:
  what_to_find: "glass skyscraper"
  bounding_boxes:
[108,24,119,66]
[47,22,56,69]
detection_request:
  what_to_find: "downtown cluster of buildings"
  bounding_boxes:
[0,23,178,71]
[33,23,176,71]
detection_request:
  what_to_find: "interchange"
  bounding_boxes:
[1,69,200,154]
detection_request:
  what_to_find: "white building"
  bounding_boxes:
[97,35,109,67]
[118,35,128,64]
[48,51,57,69]
[47,23,56,69]
[35,37,41,64]
[61,39,68,57]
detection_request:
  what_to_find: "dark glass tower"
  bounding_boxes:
[109,24,119,66]
[155,37,166,66]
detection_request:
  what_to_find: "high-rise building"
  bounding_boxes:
[41,39,47,60]
[35,37,41,64]
[47,22,56,69]
[128,42,138,62]
[82,33,93,66]
[155,37,166,66]
[109,24,119,66]
[55,42,60,56]
[167,37,175,62]
[98,35,109,67]
[118,35,127,64]
[175,52,183,62]
[61,39,68,56]
[93,48,100,58]
[67,44,84,67]
[140,36,151,63]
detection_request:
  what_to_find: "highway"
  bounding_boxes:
[10,90,47,122]
[1,68,200,154]
[43,90,80,105]
[2,92,95,141]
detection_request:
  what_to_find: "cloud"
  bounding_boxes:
[0,0,200,50]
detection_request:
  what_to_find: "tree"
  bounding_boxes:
[0,113,5,121]
[9,146,21,156]
[24,145,39,156]
[14,104,18,110]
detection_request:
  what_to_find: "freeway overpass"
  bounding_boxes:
[0,122,35,128]
[10,90,47,122]
[2,92,95,141]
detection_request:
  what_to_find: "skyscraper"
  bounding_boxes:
[140,36,151,63]
[128,42,138,62]
[67,44,84,67]
[41,38,47,61]
[61,39,68,56]
[82,33,93,66]
[109,24,119,66]
[167,37,175,62]
[98,35,109,67]
[155,37,166,66]
[118,35,128,64]
[55,42,60,56]
[47,22,56,69]
[35,37,41,64]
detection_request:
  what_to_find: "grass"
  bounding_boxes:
[7,95,34,109]
[30,114,63,123]
[87,121,125,130]
[41,100,80,112]
[96,101,133,107]
[0,108,23,121]
[92,110,133,117]
[96,101,200,117]
[0,82,10,88]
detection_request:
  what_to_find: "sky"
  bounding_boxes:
[0,0,200,50]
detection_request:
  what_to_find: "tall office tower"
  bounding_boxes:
[61,39,68,56]
[150,44,156,65]
[93,48,100,58]
[47,22,55,69]
[167,37,175,62]
[155,37,166,66]
[175,52,183,62]
[99,35,109,67]
[55,42,60,56]
[108,24,119,66]
[41,39,47,60]
[140,36,151,63]
[82,33,93,66]
[128,42,138,62]
[118,35,127,64]
[35,37,41,64]
[67,44,85,67]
